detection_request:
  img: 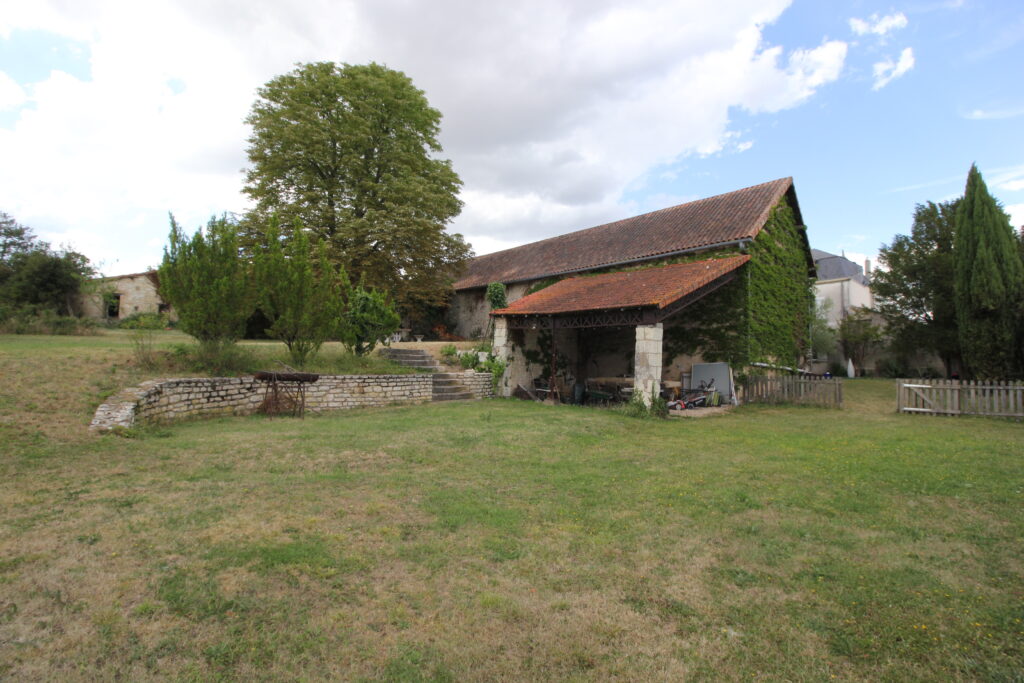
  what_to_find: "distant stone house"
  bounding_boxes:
[448,177,816,401]
[80,271,172,322]
[811,249,873,327]
[809,250,943,377]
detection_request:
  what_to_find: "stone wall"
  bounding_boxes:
[460,370,495,399]
[90,373,492,433]
[449,282,532,340]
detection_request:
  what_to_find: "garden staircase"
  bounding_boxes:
[379,347,441,371]
[379,348,476,401]
[431,373,475,401]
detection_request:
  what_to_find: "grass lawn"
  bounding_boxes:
[1,332,1022,680]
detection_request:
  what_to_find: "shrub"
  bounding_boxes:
[130,329,160,369]
[440,343,458,364]
[169,342,256,375]
[119,312,169,330]
[617,391,669,419]
[158,214,253,353]
[459,352,478,370]
[479,355,507,392]
[0,307,97,335]
[339,285,401,356]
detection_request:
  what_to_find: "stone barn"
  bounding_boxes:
[448,177,816,403]
[80,271,172,322]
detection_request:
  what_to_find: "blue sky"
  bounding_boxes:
[0,0,1021,274]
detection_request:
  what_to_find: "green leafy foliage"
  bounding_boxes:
[664,198,812,369]
[118,312,170,330]
[254,219,348,366]
[953,164,1024,379]
[242,61,472,316]
[809,300,837,361]
[838,307,883,376]
[485,282,508,310]
[0,211,93,319]
[339,284,400,356]
[873,200,961,376]
[479,355,507,392]
[617,390,669,419]
[158,214,254,353]
[439,343,459,364]
[747,200,814,366]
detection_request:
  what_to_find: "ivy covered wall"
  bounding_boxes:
[664,198,813,370]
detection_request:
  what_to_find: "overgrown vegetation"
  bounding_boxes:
[3,333,1021,680]
[0,210,94,329]
[665,198,813,369]
[616,390,669,419]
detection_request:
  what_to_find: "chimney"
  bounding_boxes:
[864,259,872,277]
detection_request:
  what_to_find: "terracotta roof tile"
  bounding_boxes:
[492,255,750,316]
[456,177,796,289]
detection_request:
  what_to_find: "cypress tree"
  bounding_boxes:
[953,164,1024,379]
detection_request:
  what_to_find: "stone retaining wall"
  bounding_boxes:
[461,371,495,400]
[90,373,493,433]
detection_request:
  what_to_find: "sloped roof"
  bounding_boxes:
[812,249,868,285]
[492,255,750,316]
[456,177,799,290]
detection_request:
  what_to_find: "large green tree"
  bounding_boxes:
[158,215,254,352]
[243,62,471,315]
[254,220,348,366]
[1,211,93,316]
[953,164,1024,379]
[873,200,962,376]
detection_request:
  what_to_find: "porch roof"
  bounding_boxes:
[491,255,749,317]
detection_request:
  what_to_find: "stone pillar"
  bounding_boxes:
[492,317,513,397]
[634,323,663,406]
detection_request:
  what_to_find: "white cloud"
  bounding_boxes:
[963,106,1024,120]
[849,12,908,37]
[0,0,850,272]
[1005,204,1023,229]
[0,71,26,110]
[872,47,915,90]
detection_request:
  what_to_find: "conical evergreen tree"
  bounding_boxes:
[953,164,1024,379]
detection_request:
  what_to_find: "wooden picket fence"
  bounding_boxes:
[741,375,843,408]
[897,379,1024,419]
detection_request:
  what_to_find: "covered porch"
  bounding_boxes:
[491,256,749,406]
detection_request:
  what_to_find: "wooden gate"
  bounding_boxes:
[897,379,1024,418]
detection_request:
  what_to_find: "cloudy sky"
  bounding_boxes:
[1,0,1022,275]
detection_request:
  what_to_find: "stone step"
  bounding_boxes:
[380,348,442,373]
[432,392,474,401]
[432,383,471,393]
[385,350,432,360]
[381,349,430,358]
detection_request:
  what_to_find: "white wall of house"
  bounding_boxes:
[815,277,873,326]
